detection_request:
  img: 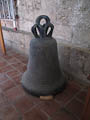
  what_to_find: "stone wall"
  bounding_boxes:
[57,44,90,84]
[2,0,90,84]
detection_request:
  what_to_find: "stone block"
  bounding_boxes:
[69,48,90,82]
[57,44,71,72]
[53,25,72,42]
[19,20,33,32]
[72,24,90,48]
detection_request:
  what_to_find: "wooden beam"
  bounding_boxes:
[0,20,6,55]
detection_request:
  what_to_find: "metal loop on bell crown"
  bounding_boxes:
[31,15,54,38]
[36,15,50,26]
[44,23,54,37]
[31,24,40,38]
[31,24,45,38]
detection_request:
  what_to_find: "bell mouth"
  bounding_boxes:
[21,80,67,97]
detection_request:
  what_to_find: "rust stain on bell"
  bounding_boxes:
[21,15,66,97]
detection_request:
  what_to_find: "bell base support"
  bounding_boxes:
[40,96,54,100]
[21,81,67,98]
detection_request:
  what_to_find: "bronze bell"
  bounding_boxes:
[21,15,66,97]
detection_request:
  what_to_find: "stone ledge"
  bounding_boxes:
[2,27,32,35]
[2,28,90,53]
[57,40,90,54]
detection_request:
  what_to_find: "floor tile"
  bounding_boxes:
[16,84,28,95]
[12,74,22,85]
[0,73,9,84]
[0,93,9,108]
[7,57,20,64]
[38,100,62,116]
[0,80,15,91]
[0,93,7,103]
[65,99,84,119]
[14,95,34,114]
[0,104,21,120]
[5,86,25,103]
[0,60,8,68]
[2,55,13,61]
[15,64,27,73]
[11,62,26,73]
[16,55,28,64]
[55,81,81,104]
[23,108,48,120]
[7,69,20,78]
[51,109,77,120]
[76,90,87,103]
[0,65,14,73]
[24,94,42,105]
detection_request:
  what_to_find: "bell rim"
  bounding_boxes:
[21,81,67,97]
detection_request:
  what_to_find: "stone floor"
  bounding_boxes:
[0,47,88,120]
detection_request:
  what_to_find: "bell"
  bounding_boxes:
[21,15,66,97]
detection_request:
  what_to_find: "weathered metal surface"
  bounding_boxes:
[21,15,66,97]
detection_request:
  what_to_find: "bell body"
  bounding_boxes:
[21,15,66,97]
[22,37,66,96]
